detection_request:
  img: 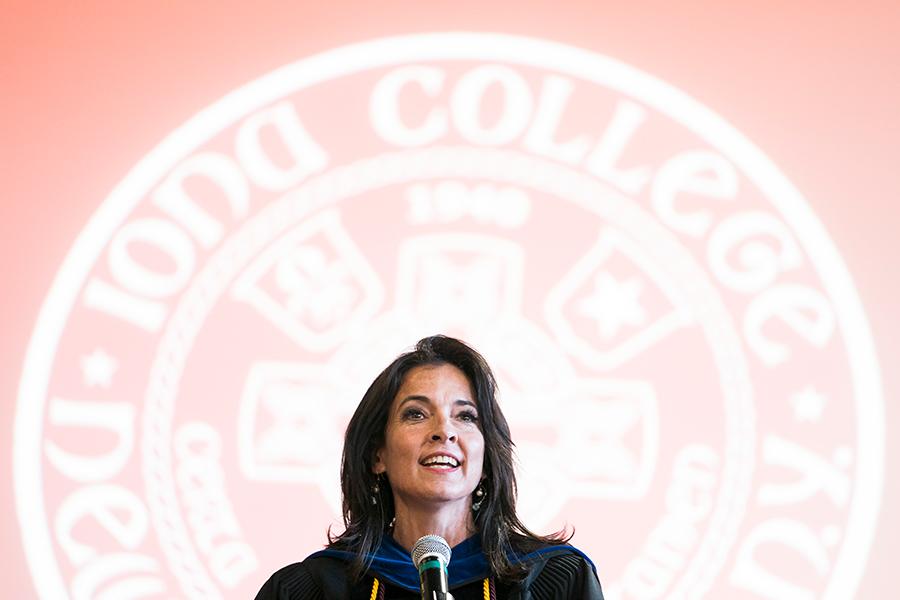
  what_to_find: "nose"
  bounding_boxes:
[430,414,458,443]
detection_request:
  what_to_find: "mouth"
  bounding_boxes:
[419,453,461,470]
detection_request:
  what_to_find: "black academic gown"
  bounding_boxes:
[255,534,604,599]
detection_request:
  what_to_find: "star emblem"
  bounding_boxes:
[577,271,647,340]
[81,348,119,388]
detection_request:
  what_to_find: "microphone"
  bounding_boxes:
[411,534,454,600]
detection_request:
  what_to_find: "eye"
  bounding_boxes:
[457,410,479,423]
[401,407,426,421]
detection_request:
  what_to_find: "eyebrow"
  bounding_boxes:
[398,396,478,410]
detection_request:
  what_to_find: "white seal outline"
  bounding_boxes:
[142,146,755,597]
[14,32,884,599]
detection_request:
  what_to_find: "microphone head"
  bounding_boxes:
[411,534,452,567]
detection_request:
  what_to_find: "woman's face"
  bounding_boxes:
[373,363,485,510]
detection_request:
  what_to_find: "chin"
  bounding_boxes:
[416,489,470,505]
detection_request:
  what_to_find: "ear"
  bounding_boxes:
[372,447,386,475]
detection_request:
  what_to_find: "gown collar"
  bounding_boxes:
[309,533,596,592]
[309,533,489,592]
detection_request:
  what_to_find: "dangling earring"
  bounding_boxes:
[371,474,383,506]
[472,481,486,512]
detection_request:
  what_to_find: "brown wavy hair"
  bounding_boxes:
[327,334,571,581]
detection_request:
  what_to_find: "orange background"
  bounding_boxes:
[2,2,898,597]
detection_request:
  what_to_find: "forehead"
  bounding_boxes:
[394,363,474,399]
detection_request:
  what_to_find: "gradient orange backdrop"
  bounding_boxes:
[3,2,898,598]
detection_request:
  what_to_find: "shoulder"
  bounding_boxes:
[253,556,352,600]
[254,561,319,600]
[518,546,604,600]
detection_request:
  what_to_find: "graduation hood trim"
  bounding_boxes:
[308,534,596,592]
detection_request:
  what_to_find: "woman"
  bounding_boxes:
[255,335,603,599]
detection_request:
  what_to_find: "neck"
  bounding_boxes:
[391,498,475,551]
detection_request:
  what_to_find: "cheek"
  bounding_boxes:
[387,431,418,467]
[469,436,486,473]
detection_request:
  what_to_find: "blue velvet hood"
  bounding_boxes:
[307,534,595,592]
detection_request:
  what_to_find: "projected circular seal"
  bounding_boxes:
[15,33,883,600]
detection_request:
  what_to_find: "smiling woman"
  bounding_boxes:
[254,335,604,599]
[373,362,487,546]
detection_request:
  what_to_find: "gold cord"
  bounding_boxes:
[370,575,493,598]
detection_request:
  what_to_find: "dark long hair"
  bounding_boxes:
[327,334,571,581]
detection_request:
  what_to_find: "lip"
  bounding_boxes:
[419,452,462,469]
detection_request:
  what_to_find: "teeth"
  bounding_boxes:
[422,456,459,467]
